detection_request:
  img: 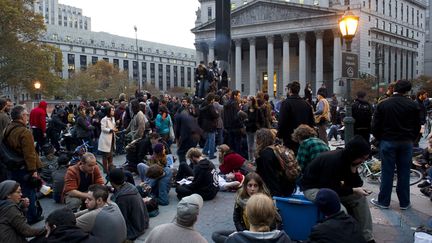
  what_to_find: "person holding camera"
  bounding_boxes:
[3,106,43,224]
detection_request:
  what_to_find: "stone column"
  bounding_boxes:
[395,48,401,81]
[162,64,167,91]
[208,41,215,63]
[384,46,389,83]
[234,39,242,91]
[401,49,407,80]
[170,65,175,89]
[194,42,204,63]
[299,32,307,94]
[389,47,395,82]
[249,37,257,95]
[146,62,151,85]
[282,34,290,94]
[333,29,342,96]
[266,35,275,98]
[315,30,324,91]
[407,51,412,80]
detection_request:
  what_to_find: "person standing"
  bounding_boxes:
[0,98,11,141]
[414,90,428,146]
[223,90,243,154]
[3,106,43,224]
[29,100,47,154]
[352,91,373,145]
[314,90,330,145]
[98,106,117,174]
[371,80,420,210]
[277,81,315,154]
[199,93,219,159]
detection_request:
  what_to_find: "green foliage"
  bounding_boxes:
[64,61,133,100]
[0,0,63,98]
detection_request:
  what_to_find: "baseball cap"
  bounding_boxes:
[176,194,203,226]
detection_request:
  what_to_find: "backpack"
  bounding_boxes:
[268,145,301,181]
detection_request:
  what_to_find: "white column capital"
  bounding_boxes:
[266,35,274,44]
[282,34,291,42]
[234,38,242,46]
[248,37,256,45]
[298,32,307,41]
[332,29,340,38]
[315,30,324,39]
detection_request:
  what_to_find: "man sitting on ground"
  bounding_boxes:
[145,194,207,243]
[110,168,149,241]
[62,152,104,212]
[306,188,366,243]
[75,184,127,243]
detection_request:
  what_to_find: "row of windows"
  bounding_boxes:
[365,0,423,28]
[368,15,422,40]
[66,54,193,87]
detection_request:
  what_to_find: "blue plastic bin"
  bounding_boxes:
[273,195,322,241]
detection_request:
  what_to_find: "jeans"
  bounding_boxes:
[378,140,413,207]
[10,170,38,222]
[246,132,256,161]
[198,80,209,98]
[226,130,241,155]
[137,163,172,205]
[32,128,45,154]
[203,132,216,158]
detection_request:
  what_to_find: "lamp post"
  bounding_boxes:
[134,25,141,92]
[34,81,41,101]
[338,7,359,143]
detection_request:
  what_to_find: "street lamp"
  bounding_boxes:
[338,7,359,143]
[134,25,141,92]
[34,81,41,100]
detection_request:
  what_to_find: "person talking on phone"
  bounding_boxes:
[300,136,376,243]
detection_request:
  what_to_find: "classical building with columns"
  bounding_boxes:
[192,0,426,98]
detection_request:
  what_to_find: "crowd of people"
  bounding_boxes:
[0,77,429,243]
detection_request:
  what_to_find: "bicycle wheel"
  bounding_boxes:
[391,169,423,187]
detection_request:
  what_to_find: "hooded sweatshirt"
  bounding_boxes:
[225,230,292,243]
[29,100,47,132]
[188,159,219,200]
[301,136,369,196]
[111,182,149,240]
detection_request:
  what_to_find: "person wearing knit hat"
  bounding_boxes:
[0,180,45,242]
[145,194,207,243]
[301,135,375,243]
[307,188,367,243]
[371,79,420,213]
[136,142,173,206]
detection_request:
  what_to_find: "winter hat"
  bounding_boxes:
[315,188,341,216]
[394,80,412,93]
[153,143,164,155]
[176,194,203,226]
[108,168,125,185]
[344,135,371,162]
[0,180,17,200]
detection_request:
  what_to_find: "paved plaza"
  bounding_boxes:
[36,143,432,243]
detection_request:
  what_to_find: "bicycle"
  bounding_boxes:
[423,110,432,138]
[358,157,423,187]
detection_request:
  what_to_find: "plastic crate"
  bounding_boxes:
[274,195,322,241]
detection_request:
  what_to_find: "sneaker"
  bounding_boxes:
[370,198,389,209]
[420,187,432,197]
[400,204,412,210]
[418,180,431,188]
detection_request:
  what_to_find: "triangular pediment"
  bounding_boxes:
[192,0,338,32]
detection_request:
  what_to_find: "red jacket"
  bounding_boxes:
[29,101,47,132]
[219,152,246,174]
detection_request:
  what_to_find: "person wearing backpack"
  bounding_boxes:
[352,91,373,145]
[255,128,297,197]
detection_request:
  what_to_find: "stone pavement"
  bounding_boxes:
[35,143,431,243]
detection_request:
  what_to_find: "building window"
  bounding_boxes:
[92,56,98,65]
[166,65,171,88]
[113,59,119,68]
[150,63,155,85]
[80,55,87,71]
[208,7,212,20]
[187,67,192,88]
[142,62,147,81]
[158,64,163,88]
[174,66,178,87]
[133,61,139,80]
[103,58,109,62]
[180,66,185,87]
[123,60,129,70]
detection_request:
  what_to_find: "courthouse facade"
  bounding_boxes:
[192,0,427,97]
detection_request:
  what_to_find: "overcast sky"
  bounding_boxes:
[59,0,200,49]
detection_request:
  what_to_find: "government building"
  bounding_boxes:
[193,0,427,97]
[3,0,197,102]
